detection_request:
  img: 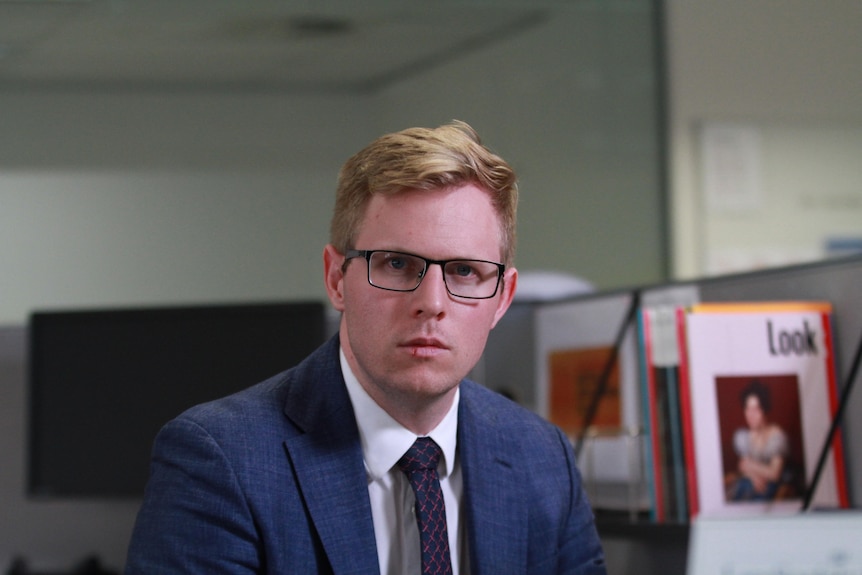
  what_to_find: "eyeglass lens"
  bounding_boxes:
[367,251,500,298]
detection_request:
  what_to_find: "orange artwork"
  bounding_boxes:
[548,346,621,435]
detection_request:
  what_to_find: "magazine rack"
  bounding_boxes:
[491,254,862,575]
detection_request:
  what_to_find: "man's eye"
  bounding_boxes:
[452,263,476,277]
[386,257,407,271]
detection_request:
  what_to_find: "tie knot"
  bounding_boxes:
[397,437,442,474]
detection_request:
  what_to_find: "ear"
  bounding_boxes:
[323,244,347,312]
[490,266,518,329]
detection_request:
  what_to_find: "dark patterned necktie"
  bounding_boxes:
[397,437,453,575]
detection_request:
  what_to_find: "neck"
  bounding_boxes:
[370,385,457,436]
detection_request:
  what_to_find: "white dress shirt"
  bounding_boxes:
[340,349,466,575]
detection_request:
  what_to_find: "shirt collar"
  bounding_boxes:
[340,347,459,481]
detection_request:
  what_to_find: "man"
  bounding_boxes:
[125,121,606,574]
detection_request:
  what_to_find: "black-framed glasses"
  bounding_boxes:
[345,249,505,299]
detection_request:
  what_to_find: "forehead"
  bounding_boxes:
[357,185,504,259]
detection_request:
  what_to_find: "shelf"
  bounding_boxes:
[594,510,690,542]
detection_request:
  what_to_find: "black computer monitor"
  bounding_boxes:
[27,301,327,498]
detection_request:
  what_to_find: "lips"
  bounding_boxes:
[401,337,448,357]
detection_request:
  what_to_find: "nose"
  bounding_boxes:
[412,262,448,316]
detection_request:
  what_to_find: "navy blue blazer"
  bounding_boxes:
[126,336,606,574]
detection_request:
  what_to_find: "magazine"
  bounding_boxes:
[682,302,849,517]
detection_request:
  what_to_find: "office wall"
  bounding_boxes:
[0,92,376,326]
[666,0,862,280]
[1,171,335,317]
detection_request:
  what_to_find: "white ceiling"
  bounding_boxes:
[0,0,549,93]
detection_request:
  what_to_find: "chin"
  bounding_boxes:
[399,371,462,397]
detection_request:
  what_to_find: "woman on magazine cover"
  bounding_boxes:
[726,380,790,501]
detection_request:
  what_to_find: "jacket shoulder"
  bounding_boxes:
[174,335,343,436]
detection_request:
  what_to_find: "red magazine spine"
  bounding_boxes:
[642,309,666,522]
[675,306,699,518]
[821,311,850,507]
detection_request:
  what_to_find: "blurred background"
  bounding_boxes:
[1,0,860,572]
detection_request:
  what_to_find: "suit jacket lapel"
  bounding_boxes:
[459,383,528,575]
[282,337,380,575]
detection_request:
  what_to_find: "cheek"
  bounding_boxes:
[457,311,496,355]
[342,305,389,370]
[343,288,398,340]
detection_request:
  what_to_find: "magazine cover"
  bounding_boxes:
[534,292,648,512]
[683,302,849,518]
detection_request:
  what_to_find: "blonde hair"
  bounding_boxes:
[330,120,518,266]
